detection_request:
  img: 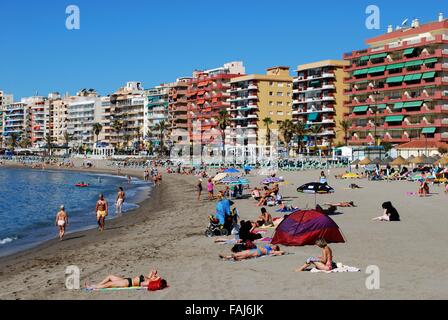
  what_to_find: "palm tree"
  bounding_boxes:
[9,133,19,151]
[19,137,31,149]
[112,119,123,151]
[279,119,295,157]
[338,119,352,146]
[293,122,307,155]
[309,125,322,156]
[154,121,167,156]
[262,117,274,147]
[45,133,53,156]
[92,123,103,148]
[216,110,230,163]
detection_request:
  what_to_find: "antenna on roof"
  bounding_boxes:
[401,18,409,27]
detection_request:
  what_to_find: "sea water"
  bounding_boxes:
[0,167,152,257]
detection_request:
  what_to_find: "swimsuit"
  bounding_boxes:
[97,211,107,219]
[126,275,145,288]
[57,220,66,227]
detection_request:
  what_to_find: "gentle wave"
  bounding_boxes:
[0,236,18,245]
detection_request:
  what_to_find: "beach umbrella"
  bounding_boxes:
[351,159,360,165]
[435,156,448,166]
[212,172,227,182]
[271,209,345,246]
[359,158,371,165]
[243,165,253,171]
[390,156,408,166]
[406,155,415,162]
[411,155,428,164]
[224,168,240,173]
[220,176,239,184]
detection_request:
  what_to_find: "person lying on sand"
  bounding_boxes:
[85,270,167,290]
[295,239,336,272]
[349,183,362,189]
[324,201,356,207]
[219,244,284,261]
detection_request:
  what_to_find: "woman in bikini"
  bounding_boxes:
[85,270,167,291]
[295,239,336,272]
[219,244,284,261]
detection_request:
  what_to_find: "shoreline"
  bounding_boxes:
[0,162,153,260]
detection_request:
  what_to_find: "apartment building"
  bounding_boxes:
[66,90,102,150]
[110,82,145,150]
[186,61,245,147]
[228,66,293,148]
[344,15,448,147]
[168,78,190,133]
[293,60,349,153]
[144,85,170,149]
[2,102,30,145]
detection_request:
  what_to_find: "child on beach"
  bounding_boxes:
[207,178,214,201]
[295,239,336,272]
[372,201,400,221]
[55,205,68,240]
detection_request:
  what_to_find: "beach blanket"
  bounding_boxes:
[310,264,360,273]
[223,252,294,263]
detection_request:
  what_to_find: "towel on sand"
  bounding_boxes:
[82,287,147,292]
[310,263,360,273]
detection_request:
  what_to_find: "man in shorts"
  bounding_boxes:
[95,194,109,232]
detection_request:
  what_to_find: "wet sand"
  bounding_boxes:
[0,165,447,299]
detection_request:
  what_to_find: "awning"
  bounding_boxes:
[308,112,319,121]
[309,80,321,86]
[422,127,436,134]
[360,56,370,62]
[353,68,369,76]
[404,73,422,81]
[403,48,415,56]
[424,58,438,64]
[393,102,404,110]
[370,53,388,59]
[373,104,387,110]
[353,105,369,113]
[403,101,423,108]
[404,60,424,68]
[386,76,404,83]
[368,66,386,74]
[422,72,436,79]
[385,115,404,122]
[386,63,404,70]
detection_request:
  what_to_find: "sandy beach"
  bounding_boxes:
[0,163,447,300]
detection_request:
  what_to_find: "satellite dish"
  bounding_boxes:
[401,18,409,26]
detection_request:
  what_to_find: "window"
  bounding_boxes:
[269,111,274,115]
[287,102,291,107]
[269,92,273,96]
[277,111,284,116]
[269,101,273,106]
[277,101,283,106]
[287,92,291,97]
[278,83,284,87]
[277,92,283,97]
[269,82,274,86]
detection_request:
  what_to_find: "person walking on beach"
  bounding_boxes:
[95,194,109,232]
[116,187,126,215]
[197,179,203,201]
[55,205,68,240]
[127,175,132,184]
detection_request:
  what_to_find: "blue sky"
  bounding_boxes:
[0,0,445,99]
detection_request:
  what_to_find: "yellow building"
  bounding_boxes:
[293,60,349,153]
[227,66,293,147]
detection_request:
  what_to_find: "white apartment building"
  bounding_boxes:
[144,85,170,148]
